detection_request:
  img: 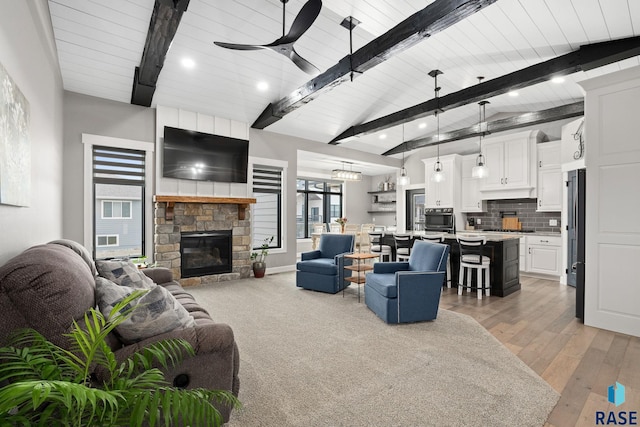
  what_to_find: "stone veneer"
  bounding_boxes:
[154,202,252,286]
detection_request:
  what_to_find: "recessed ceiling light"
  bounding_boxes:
[508,91,519,97]
[418,122,427,129]
[181,58,195,69]
[551,76,565,84]
[256,81,269,91]
[379,134,387,139]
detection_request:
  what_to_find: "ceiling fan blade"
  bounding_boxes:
[213,41,265,51]
[290,47,320,75]
[281,0,322,43]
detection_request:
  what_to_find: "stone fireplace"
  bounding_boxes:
[153,196,256,286]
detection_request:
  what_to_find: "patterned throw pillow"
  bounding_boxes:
[95,277,195,344]
[95,260,155,289]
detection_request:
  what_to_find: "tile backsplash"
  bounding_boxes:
[465,199,562,233]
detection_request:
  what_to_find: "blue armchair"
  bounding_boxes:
[364,240,449,324]
[296,234,355,294]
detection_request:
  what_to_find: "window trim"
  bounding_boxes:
[101,200,133,219]
[82,134,155,260]
[249,157,287,256]
[96,234,119,247]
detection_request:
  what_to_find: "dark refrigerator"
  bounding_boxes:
[567,169,586,322]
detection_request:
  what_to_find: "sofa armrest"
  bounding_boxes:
[142,267,174,285]
[301,250,321,261]
[373,262,409,274]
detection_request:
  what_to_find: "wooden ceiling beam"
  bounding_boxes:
[131,0,190,107]
[251,0,497,129]
[331,36,640,144]
[382,101,584,156]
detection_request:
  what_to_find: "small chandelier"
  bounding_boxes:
[472,97,490,179]
[429,70,445,183]
[332,161,362,181]
[397,125,410,186]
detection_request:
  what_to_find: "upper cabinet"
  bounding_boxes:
[479,130,545,200]
[536,141,562,212]
[422,154,461,208]
[460,155,487,213]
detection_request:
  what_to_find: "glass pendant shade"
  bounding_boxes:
[398,167,410,186]
[431,160,445,182]
[471,154,489,178]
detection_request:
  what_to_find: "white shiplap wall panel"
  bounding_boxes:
[599,0,635,39]
[155,106,250,198]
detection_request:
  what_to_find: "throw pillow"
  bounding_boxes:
[95,277,195,344]
[95,260,155,289]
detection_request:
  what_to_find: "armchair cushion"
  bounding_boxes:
[365,273,398,298]
[297,258,339,276]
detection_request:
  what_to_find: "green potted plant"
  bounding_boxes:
[0,291,239,426]
[251,236,274,278]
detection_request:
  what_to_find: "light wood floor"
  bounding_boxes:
[439,275,639,427]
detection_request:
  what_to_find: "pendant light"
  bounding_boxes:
[472,76,489,179]
[397,124,410,186]
[429,69,445,183]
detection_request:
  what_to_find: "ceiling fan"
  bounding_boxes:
[214,0,322,75]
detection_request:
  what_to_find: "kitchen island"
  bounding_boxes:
[443,233,521,297]
[382,232,522,297]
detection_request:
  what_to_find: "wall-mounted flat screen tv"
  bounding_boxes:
[162,126,249,183]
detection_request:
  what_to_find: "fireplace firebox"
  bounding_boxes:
[180,230,232,278]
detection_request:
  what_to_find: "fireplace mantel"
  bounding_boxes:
[154,195,257,220]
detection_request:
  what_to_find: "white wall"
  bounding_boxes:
[0,1,65,264]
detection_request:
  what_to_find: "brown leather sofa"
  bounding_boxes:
[0,239,239,422]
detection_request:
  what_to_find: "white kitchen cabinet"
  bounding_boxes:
[525,235,562,276]
[422,154,460,208]
[537,141,561,169]
[460,155,486,212]
[536,141,562,212]
[537,169,563,211]
[479,130,544,199]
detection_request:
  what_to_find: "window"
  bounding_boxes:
[296,179,343,238]
[93,146,145,259]
[102,201,132,219]
[97,235,119,247]
[252,164,283,250]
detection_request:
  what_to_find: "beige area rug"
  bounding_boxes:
[187,272,559,427]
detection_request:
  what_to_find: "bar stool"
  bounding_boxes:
[369,232,392,262]
[421,233,451,287]
[457,236,491,299]
[393,234,413,261]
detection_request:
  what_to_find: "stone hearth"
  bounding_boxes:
[154,197,254,286]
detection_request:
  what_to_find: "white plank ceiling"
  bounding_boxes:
[48,0,640,173]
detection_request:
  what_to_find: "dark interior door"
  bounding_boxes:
[567,171,578,287]
[575,169,586,322]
